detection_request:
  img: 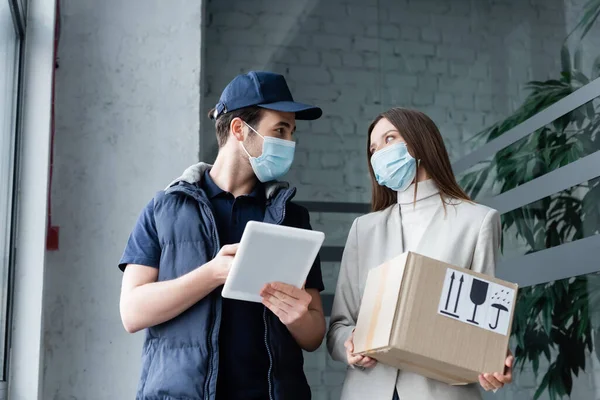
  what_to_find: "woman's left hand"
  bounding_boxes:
[479,353,513,392]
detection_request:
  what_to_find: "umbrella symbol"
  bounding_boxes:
[489,291,511,330]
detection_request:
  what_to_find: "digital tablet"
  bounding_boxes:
[221,221,325,303]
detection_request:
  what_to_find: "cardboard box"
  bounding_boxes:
[353,252,518,385]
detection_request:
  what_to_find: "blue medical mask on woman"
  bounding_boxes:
[240,121,296,182]
[370,142,417,192]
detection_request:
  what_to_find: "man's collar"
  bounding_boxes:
[166,162,289,200]
[201,169,264,200]
[201,169,224,199]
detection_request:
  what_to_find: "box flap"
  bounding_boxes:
[354,253,408,353]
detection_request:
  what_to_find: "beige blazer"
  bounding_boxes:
[326,199,501,400]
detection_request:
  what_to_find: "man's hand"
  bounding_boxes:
[119,244,239,333]
[207,244,238,285]
[260,282,325,351]
[260,282,312,326]
[479,353,513,392]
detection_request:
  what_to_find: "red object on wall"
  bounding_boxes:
[46,0,60,251]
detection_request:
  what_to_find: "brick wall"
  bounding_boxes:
[202,0,600,398]
[202,0,565,198]
[305,318,346,400]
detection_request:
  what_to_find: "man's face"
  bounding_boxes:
[243,109,296,157]
[254,109,296,141]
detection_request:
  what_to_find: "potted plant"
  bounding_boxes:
[459,1,600,398]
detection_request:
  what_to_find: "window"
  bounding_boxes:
[0,0,24,383]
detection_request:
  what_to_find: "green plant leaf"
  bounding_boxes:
[580,6,600,39]
[574,45,583,71]
[542,301,553,334]
[592,55,600,79]
[543,344,551,363]
[577,315,589,339]
[561,44,572,77]
[473,6,600,397]
[534,369,551,400]
[573,70,590,85]
[595,329,600,362]
[582,179,600,235]
[566,0,600,40]
[532,352,540,373]
[563,365,574,395]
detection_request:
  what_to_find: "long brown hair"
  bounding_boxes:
[367,108,471,212]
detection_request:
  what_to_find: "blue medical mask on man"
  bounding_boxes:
[240,121,296,182]
[370,142,417,192]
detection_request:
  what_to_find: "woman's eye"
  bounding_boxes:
[385,136,395,143]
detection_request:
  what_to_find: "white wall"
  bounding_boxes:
[8,0,56,399]
[41,0,202,398]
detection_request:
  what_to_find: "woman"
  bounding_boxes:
[327,108,513,400]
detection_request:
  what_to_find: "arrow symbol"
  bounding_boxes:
[441,271,460,319]
[444,272,455,311]
[453,275,464,313]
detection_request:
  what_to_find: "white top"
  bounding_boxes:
[397,179,441,251]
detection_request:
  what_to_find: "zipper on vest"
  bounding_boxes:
[170,185,222,400]
[202,203,220,400]
[263,307,274,400]
[261,189,291,400]
[204,295,216,400]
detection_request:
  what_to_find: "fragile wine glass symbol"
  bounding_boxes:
[467,279,489,325]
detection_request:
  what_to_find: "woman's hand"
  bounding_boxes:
[479,353,513,391]
[344,330,377,369]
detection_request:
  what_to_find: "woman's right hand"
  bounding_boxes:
[345,330,377,369]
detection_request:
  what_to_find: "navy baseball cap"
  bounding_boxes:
[212,71,322,121]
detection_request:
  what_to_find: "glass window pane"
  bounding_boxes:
[0,0,20,378]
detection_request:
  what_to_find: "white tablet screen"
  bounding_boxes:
[222,221,325,303]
